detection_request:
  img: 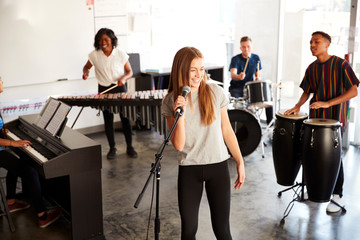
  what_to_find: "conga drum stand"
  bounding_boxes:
[278,169,306,225]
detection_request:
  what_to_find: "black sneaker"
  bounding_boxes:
[107,147,117,159]
[126,146,138,158]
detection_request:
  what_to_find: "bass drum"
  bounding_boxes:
[228,109,261,156]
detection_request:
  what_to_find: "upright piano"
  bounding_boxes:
[6,114,104,240]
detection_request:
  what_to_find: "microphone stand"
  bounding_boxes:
[134,107,184,240]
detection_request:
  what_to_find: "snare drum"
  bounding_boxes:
[302,118,342,202]
[272,110,308,186]
[228,109,261,156]
[244,80,272,109]
[229,97,247,109]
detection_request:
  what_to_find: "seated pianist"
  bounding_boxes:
[0,77,61,228]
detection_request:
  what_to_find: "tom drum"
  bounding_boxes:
[243,80,272,109]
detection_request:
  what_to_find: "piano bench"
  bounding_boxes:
[0,177,16,232]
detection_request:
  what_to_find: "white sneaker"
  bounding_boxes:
[302,190,308,200]
[326,194,345,213]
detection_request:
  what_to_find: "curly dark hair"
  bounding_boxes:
[94,28,118,50]
[312,31,331,43]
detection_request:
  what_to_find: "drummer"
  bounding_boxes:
[229,36,274,126]
[285,31,359,213]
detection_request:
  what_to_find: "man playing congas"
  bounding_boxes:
[285,31,359,213]
[229,36,274,125]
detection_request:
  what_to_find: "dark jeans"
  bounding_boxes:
[178,160,232,240]
[229,88,274,125]
[98,84,133,148]
[0,150,46,213]
[333,130,344,197]
[333,161,344,197]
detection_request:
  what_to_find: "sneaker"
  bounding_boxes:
[107,147,117,159]
[8,200,31,213]
[326,194,345,213]
[126,146,138,158]
[38,207,62,228]
[303,191,308,200]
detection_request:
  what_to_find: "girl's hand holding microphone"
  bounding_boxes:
[174,95,188,116]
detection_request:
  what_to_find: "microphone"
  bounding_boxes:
[176,85,191,114]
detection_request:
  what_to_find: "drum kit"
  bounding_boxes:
[228,80,273,157]
[272,110,346,224]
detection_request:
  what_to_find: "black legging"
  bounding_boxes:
[178,160,232,240]
[98,84,133,148]
[0,150,46,214]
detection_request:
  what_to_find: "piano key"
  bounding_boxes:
[6,130,49,163]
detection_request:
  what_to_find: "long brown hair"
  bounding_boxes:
[168,47,215,125]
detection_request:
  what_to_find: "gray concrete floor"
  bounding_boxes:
[1,126,360,240]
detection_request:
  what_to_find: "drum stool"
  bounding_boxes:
[0,177,16,232]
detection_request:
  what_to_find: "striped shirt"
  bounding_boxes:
[300,55,359,132]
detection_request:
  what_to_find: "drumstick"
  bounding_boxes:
[243,57,249,73]
[99,85,118,95]
[257,61,260,73]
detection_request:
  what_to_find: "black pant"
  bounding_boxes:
[178,160,232,240]
[0,150,46,213]
[98,84,133,148]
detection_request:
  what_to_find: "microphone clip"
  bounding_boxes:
[176,107,184,116]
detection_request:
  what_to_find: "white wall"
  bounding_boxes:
[0,0,94,87]
[0,0,234,133]
[233,0,281,84]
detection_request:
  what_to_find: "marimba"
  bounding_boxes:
[58,89,168,135]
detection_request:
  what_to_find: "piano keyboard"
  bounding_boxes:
[7,130,49,163]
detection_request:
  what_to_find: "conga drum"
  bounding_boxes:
[243,80,272,109]
[302,118,342,202]
[272,110,308,186]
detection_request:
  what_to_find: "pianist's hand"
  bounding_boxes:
[11,140,32,148]
[2,127,8,135]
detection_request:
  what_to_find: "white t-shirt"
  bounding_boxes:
[161,83,230,166]
[88,48,129,87]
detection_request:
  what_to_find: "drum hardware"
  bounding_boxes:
[278,175,306,225]
[252,108,266,158]
[228,80,281,157]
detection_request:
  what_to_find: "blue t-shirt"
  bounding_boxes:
[229,53,262,90]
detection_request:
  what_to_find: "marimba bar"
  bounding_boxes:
[58,89,168,135]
